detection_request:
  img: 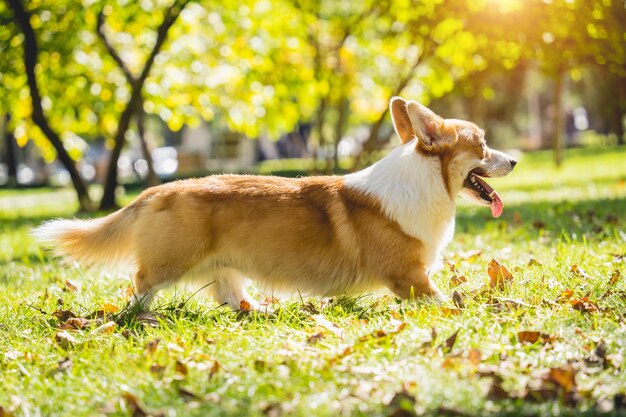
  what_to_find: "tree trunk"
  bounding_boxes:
[7,0,93,211]
[332,97,349,172]
[136,103,159,187]
[2,114,18,187]
[553,69,565,167]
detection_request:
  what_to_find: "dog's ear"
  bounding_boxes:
[390,97,415,144]
[405,100,456,154]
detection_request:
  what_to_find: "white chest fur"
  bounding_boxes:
[345,140,456,270]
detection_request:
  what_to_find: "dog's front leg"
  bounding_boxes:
[385,267,446,304]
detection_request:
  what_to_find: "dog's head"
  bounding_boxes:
[390,96,517,217]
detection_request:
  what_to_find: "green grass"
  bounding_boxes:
[1,146,626,417]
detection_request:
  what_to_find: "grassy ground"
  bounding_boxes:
[1,146,625,417]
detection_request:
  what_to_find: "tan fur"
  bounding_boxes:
[132,176,437,299]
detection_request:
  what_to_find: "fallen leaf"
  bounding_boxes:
[209,360,220,380]
[122,392,148,417]
[450,275,468,287]
[452,290,465,309]
[468,348,481,366]
[136,311,161,327]
[239,299,252,311]
[548,365,577,393]
[175,360,188,376]
[52,310,76,322]
[311,314,342,338]
[150,363,166,376]
[55,330,78,349]
[59,317,92,330]
[609,270,621,286]
[144,339,161,356]
[90,321,117,335]
[571,264,590,279]
[570,297,599,313]
[488,258,513,289]
[441,329,460,352]
[556,289,574,303]
[518,331,556,344]
[64,279,79,293]
[102,303,118,314]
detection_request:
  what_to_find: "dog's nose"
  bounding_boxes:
[510,159,517,168]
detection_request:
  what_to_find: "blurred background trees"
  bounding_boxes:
[1,0,624,210]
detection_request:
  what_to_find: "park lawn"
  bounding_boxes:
[1,146,625,417]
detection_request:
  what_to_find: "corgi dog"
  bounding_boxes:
[34,97,516,310]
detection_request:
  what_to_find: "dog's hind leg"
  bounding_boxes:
[130,264,187,310]
[206,268,259,311]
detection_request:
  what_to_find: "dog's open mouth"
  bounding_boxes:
[463,169,503,218]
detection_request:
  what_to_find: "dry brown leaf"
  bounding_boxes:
[570,264,590,279]
[441,329,460,352]
[64,279,79,293]
[150,363,166,376]
[548,365,577,393]
[556,289,574,303]
[102,303,118,314]
[468,348,481,366]
[452,290,465,309]
[137,311,161,327]
[209,360,220,380]
[52,309,76,322]
[307,332,324,344]
[122,392,148,417]
[90,321,117,335]
[55,330,78,349]
[570,297,599,313]
[488,258,513,289]
[609,270,621,286]
[175,360,188,376]
[60,317,92,330]
[450,275,468,287]
[518,331,556,344]
[144,338,161,356]
[239,299,252,311]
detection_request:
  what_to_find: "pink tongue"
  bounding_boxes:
[490,190,503,218]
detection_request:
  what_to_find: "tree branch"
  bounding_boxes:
[96,9,134,83]
[100,0,191,209]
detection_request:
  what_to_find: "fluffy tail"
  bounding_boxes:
[32,205,140,266]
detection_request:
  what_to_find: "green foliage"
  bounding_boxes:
[1,0,624,164]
